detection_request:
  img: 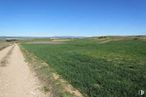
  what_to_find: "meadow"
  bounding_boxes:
[22,37,146,97]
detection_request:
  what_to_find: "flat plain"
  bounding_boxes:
[22,37,146,97]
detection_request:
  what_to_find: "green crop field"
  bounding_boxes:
[22,38,146,97]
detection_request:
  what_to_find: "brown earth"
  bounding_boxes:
[0,44,47,97]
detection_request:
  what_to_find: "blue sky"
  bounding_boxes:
[0,0,146,37]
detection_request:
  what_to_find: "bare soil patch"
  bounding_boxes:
[0,44,47,97]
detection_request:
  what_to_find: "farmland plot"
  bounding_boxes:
[22,39,146,97]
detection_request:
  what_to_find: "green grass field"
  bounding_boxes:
[22,38,146,97]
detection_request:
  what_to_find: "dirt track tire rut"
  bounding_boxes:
[0,44,47,97]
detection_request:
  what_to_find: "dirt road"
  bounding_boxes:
[0,44,47,97]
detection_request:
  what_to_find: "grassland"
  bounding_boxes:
[22,37,146,97]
